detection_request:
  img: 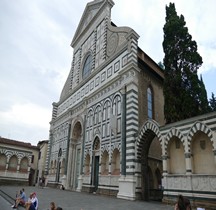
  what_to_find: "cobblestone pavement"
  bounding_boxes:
[0,186,174,210]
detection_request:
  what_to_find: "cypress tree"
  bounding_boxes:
[162,3,204,123]
[198,75,210,113]
[209,93,216,111]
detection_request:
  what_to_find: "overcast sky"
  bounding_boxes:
[0,0,215,145]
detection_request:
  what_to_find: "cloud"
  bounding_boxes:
[0,103,50,129]
[0,102,50,145]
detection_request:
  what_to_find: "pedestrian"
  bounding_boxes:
[39,178,42,188]
[42,176,45,188]
[174,194,191,210]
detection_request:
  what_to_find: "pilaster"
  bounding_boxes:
[185,152,192,174]
[162,155,168,175]
[117,176,136,200]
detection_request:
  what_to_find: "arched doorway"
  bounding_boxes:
[137,121,163,201]
[28,168,35,186]
[69,121,82,190]
[91,137,100,192]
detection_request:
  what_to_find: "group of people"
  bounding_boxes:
[12,188,192,210]
[12,188,63,210]
[12,188,38,210]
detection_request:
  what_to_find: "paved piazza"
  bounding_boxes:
[0,186,174,210]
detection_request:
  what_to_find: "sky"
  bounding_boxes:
[0,0,215,146]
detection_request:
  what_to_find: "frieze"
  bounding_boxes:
[192,176,216,191]
[209,177,216,190]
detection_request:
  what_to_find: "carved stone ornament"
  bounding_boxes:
[107,33,118,57]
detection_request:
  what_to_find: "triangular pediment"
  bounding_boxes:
[71,0,114,47]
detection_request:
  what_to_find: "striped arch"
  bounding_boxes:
[3,150,31,164]
[6,150,16,159]
[187,121,214,147]
[137,119,162,160]
[110,142,121,158]
[17,153,23,162]
[101,144,110,156]
[164,127,185,154]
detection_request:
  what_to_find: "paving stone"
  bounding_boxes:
[0,186,174,210]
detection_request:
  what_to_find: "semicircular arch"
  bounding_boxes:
[137,120,162,160]
[164,127,185,154]
[187,121,214,147]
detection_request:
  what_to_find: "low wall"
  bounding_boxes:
[162,174,216,210]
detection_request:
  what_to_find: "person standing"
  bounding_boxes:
[39,178,42,188]
[42,176,45,188]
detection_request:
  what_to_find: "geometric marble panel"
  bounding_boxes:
[101,71,106,82]
[107,66,112,78]
[122,55,128,67]
[95,76,100,87]
[114,61,120,73]
[90,81,94,90]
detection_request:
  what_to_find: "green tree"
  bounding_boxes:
[209,92,216,111]
[158,61,165,70]
[162,3,207,123]
[198,75,210,113]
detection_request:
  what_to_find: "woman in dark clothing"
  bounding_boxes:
[174,194,192,210]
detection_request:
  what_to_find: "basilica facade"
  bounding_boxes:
[45,0,216,208]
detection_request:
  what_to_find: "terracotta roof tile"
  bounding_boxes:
[0,137,38,149]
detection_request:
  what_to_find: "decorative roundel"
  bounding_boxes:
[107,33,118,56]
